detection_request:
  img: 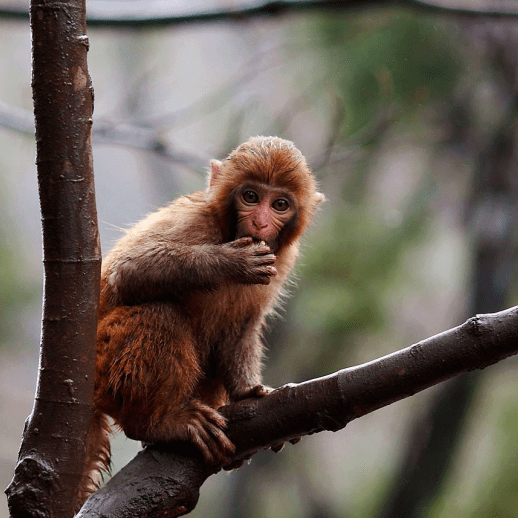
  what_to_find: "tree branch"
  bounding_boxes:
[78,305,518,518]
[1,0,518,27]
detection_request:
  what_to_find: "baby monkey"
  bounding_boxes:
[78,136,324,506]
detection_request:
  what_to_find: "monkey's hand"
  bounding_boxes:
[225,237,277,285]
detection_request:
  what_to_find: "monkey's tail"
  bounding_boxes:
[75,409,112,512]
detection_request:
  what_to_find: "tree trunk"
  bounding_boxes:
[5,1,100,517]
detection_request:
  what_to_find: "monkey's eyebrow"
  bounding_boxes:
[239,181,263,190]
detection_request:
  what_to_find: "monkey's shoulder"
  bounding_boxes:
[109,191,217,247]
[142,190,212,230]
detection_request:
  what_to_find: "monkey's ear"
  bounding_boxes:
[208,160,223,190]
[315,192,326,205]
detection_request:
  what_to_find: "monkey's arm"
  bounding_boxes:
[105,237,276,304]
[216,317,269,402]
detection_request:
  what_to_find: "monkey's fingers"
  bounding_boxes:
[249,251,276,270]
[230,236,255,248]
[233,237,275,257]
[240,263,277,286]
[254,265,277,282]
[250,242,275,257]
[250,256,277,271]
[191,419,235,465]
[267,266,277,275]
[251,249,276,263]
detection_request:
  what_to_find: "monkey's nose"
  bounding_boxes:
[253,220,268,230]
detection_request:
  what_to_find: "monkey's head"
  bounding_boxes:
[208,136,325,252]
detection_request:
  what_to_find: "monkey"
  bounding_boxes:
[77,136,325,508]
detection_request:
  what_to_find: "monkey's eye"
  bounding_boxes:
[242,190,259,204]
[272,198,290,212]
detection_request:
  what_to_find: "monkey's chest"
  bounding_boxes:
[187,284,275,342]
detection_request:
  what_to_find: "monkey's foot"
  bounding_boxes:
[132,401,235,466]
[170,401,235,465]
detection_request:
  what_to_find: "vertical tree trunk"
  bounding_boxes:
[5,1,100,517]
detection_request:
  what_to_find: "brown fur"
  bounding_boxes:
[77,136,324,508]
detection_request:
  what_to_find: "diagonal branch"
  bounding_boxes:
[78,305,518,518]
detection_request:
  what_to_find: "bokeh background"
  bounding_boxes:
[1,1,518,516]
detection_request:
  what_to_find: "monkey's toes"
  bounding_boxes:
[189,403,235,464]
[250,384,274,397]
[233,384,273,401]
[187,420,234,465]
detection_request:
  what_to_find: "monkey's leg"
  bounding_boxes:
[97,303,235,465]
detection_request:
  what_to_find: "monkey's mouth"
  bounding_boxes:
[250,235,278,253]
[249,236,269,246]
[235,233,277,252]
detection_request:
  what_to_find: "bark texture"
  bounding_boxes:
[5,1,99,517]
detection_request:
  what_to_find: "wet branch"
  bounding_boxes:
[78,305,518,518]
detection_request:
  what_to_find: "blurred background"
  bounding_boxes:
[1,1,518,516]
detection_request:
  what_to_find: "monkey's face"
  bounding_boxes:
[234,182,296,250]
[208,136,325,249]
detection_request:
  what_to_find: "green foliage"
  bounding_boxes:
[314,8,461,134]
